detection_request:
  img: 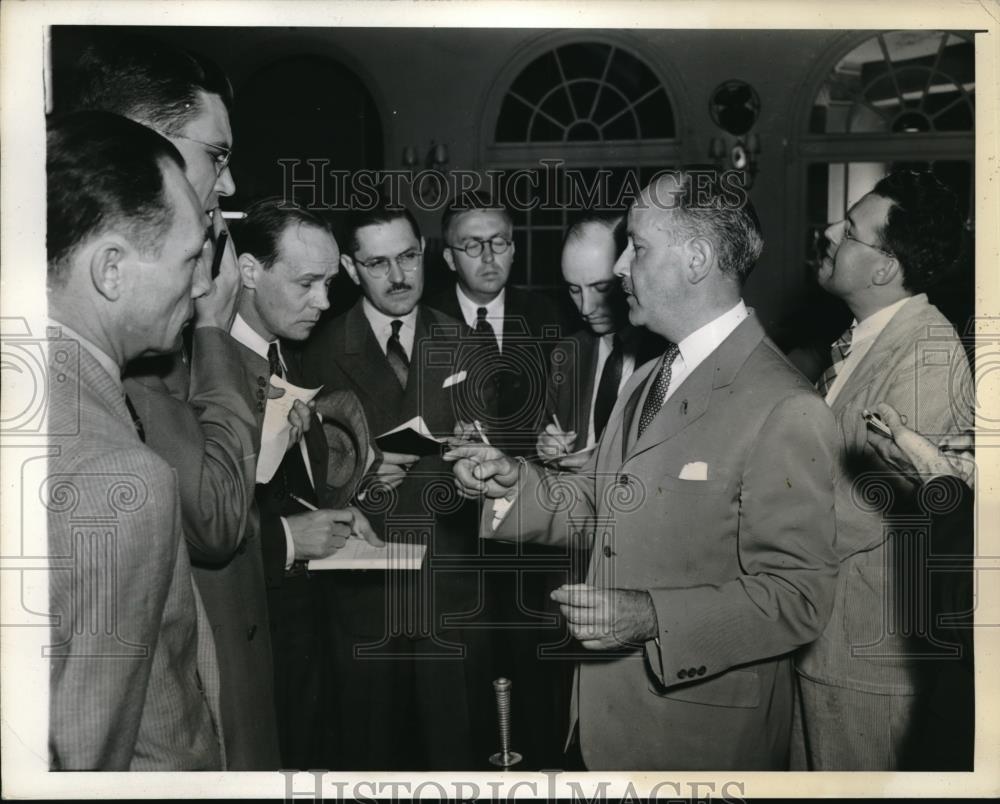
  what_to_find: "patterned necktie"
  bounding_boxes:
[386,319,410,389]
[816,325,854,397]
[124,394,146,442]
[267,341,284,379]
[593,333,624,441]
[637,342,680,437]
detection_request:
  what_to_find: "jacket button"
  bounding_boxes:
[619,474,629,486]
[602,545,612,558]
[697,666,706,676]
[257,377,267,388]
[247,625,257,641]
[257,402,264,412]
[689,667,697,676]
[677,669,687,679]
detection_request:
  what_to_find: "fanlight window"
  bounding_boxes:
[810,31,974,135]
[495,42,675,143]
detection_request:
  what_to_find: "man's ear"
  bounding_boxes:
[340,254,361,286]
[442,243,457,273]
[89,239,127,302]
[685,237,715,284]
[872,256,902,287]
[238,252,261,289]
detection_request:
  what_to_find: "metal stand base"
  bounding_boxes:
[489,750,523,768]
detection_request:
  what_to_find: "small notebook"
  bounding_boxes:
[307,540,427,571]
[375,416,444,457]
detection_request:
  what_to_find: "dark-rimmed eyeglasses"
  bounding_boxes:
[354,249,423,278]
[448,237,512,258]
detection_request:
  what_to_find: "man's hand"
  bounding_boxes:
[371,451,420,491]
[550,583,658,650]
[286,509,356,560]
[193,208,241,331]
[536,422,577,461]
[551,444,596,471]
[443,444,519,499]
[868,402,975,489]
[345,506,384,548]
[286,399,313,445]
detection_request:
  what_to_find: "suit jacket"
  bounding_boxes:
[47,335,223,770]
[544,327,665,453]
[796,293,974,696]
[124,329,279,770]
[427,284,570,456]
[300,301,484,636]
[493,313,840,770]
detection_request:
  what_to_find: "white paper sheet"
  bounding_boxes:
[255,375,323,483]
[307,540,426,571]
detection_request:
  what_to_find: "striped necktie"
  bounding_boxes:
[816,326,854,397]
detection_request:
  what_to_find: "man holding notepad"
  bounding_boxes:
[301,202,495,771]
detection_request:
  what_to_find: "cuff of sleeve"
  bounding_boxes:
[489,457,525,531]
[281,517,294,570]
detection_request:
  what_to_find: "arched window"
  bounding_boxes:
[484,38,682,289]
[786,30,975,347]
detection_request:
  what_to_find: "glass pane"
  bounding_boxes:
[510,51,561,106]
[603,109,640,140]
[634,89,675,138]
[568,80,600,120]
[557,42,611,80]
[810,30,974,134]
[495,94,532,142]
[528,113,564,142]
[538,88,574,128]
[606,48,659,101]
[529,229,564,287]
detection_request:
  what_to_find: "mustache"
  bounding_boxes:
[388,281,413,292]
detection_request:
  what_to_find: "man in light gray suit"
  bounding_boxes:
[46,111,223,769]
[792,169,973,770]
[447,170,840,770]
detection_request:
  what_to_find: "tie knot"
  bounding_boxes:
[476,307,488,322]
[663,341,680,362]
[390,319,403,337]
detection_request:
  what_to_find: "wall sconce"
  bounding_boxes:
[708,80,762,187]
[403,141,450,206]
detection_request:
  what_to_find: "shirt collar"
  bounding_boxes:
[455,284,505,326]
[230,312,281,366]
[50,318,123,391]
[361,297,418,337]
[851,296,912,345]
[676,300,749,369]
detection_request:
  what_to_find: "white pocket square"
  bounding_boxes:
[442,371,467,388]
[678,461,708,481]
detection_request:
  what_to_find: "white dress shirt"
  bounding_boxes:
[362,298,418,361]
[230,313,313,569]
[454,285,506,352]
[585,328,638,448]
[823,296,910,406]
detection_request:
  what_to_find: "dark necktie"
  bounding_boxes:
[815,325,854,397]
[592,334,624,441]
[386,319,409,390]
[267,341,284,379]
[124,394,145,442]
[637,343,680,437]
[474,307,500,352]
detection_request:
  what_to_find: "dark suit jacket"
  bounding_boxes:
[124,330,279,770]
[544,326,665,453]
[48,336,222,770]
[426,284,570,456]
[494,313,840,770]
[300,301,484,636]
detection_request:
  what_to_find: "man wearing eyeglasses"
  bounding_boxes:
[429,192,569,457]
[300,203,496,771]
[67,35,287,769]
[792,169,974,770]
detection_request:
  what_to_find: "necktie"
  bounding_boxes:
[592,334,624,441]
[637,343,680,438]
[474,306,500,350]
[267,341,284,379]
[386,319,409,389]
[124,394,146,442]
[816,326,854,397]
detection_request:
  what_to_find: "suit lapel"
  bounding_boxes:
[337,301,405,423]
[573,333,599,451]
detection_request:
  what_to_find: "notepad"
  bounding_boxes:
[307,540,427,571]
[256,376,323,483]
[375,416,445,457]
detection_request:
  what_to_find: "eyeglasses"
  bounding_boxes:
[172,134,233,176]
[448,237,512,258]
[843,229,894,258]
[354,248,423,278]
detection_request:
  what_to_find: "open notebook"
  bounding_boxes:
[307,539,427,571]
